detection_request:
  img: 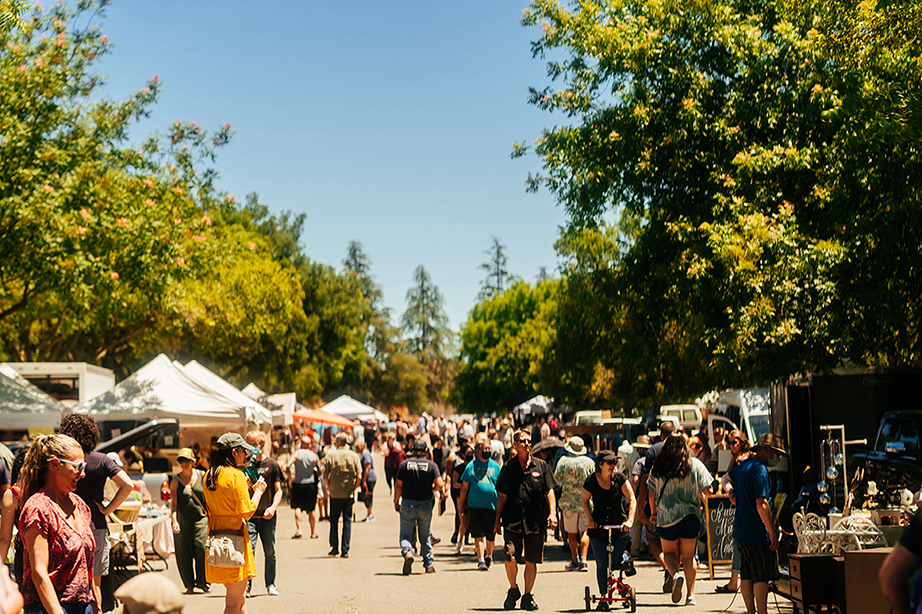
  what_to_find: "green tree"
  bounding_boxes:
[0,0,24,33]
[517,0,922,405]
[478,236,519,300]
[401,265,456,406]
[402,266,452,362]
[455,279,558,414]
[0,1,234,374]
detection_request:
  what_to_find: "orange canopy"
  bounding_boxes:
[292,408,355,429]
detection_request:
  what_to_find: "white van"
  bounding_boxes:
[659,404,703,433]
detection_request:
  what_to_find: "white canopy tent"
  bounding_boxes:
[513,395,555,421]
[178,361,272,426]
[242,383,295,427]
[0,363,66,429]
[72,354,257,427]
[321,395,387,423]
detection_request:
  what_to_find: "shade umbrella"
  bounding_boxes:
[293,408,355,429]
[530,436,564,455]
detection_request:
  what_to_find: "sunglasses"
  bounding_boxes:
[56,457,87,473]
[516,439,532,446]
[728,439,740,445]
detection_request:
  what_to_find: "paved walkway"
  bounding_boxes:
[157,454,794,614]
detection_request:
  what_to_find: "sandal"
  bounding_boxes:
[715,584,737,594]
[292,533,303,539]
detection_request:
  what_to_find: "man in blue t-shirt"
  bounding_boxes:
[460,433,501,571]
[721,433,787,614]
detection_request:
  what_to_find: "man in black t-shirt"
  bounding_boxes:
[245,431,284,596]
[394,440,443,575]
[494,429,557,612]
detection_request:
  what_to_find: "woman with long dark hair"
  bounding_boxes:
[19,434,95,614]
[203,433,266,614]
[582,450,636,611]
[647,435,713,606]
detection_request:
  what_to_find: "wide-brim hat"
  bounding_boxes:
[564,436,587,456]
[753,433,788,456]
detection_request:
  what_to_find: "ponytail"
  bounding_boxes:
[20,434,81,500]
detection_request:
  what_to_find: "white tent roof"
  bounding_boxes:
[242,383,295,427]
[321,395,387,422]
[179,361,272,425]
[0,363,66,429]
[72,354,253,427]
[513,395,555,418]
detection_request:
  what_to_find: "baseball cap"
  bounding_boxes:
[216,432,258,455]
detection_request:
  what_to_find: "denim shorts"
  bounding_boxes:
[657,514,701,541]
[25,602,92,614]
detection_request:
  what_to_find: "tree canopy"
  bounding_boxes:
[514,0,921,407]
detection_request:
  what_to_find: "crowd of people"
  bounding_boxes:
[6,409,922,614]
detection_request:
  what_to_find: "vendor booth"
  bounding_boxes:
[71,354,271,450]
[321,395,387,423]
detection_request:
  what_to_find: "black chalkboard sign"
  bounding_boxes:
[704,495,735,579]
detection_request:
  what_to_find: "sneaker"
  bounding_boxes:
[328,549,339,556]
[597,603,610,612]
[578,561,588,572]
[520,593,538,611]
[267,585,279,596]
[564,559,580,571]
[425,566,436,573]
[478,559,488,571]
[685,595,697,606]
[662,570,674,593]
[402,552,414,575]
[485,555,493,568]
[431,536,442,545]
[671,573,684,604]
[367,516,376,522]
[503,586,521,610]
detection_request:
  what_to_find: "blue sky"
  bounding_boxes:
[93,1,568,331]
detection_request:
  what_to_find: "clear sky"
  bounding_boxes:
[92,1,568,331]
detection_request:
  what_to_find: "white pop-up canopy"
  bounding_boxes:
[242,383,295,427]
[513,395,555,420]
[322,395,387,423]
[0,363,66,429]
[179,361,272,426]
[72,354,256,427]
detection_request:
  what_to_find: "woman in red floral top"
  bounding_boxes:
[19,434,95,614]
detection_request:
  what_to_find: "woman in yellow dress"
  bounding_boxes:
[204,433,266,614]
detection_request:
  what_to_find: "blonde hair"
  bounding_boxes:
[356,441,367,453]
[245,430,267,446]
[20,434,82,499]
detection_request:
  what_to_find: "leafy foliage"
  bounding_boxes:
[455,279,558,414]
[517,0,922,407]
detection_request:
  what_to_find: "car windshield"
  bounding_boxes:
[747,414,771,441]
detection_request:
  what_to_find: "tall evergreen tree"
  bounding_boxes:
[478,237,518,300]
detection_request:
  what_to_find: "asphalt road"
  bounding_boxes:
[156,454,794,614]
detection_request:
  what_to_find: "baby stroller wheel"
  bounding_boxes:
[585,586,591,611]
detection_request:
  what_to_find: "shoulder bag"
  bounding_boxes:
[207,523,247,568]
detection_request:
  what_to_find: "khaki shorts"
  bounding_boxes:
[562,510,588,534]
